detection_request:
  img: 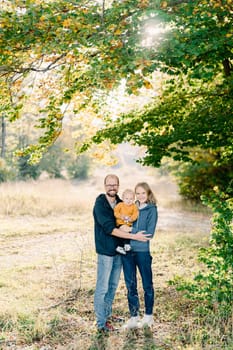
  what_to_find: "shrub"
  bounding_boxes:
[0,158,15,182]
[17,155,41,180]
[171,189,233,315]
[172,150,233,201]
[67,155,90,180]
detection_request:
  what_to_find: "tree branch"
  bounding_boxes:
[168,0,194,5]
[0,53,67,77]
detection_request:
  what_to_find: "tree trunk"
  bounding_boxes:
[1,115,6,159]
[223,58,232,77]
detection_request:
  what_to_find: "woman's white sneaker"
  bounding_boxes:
[122,316,139,330]
[137,314,154,328]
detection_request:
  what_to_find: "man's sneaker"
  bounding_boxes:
[109,315,125,323]
[104,321,115,331]
[124,244,131,252]
[116,246,126,255]
[122,316,139,330]
[97,321,115,334]
[137,314,154,328]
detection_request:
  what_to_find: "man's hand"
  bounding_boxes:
[112,227,151,241]
[120,224,131,232]
[134,231,151,241]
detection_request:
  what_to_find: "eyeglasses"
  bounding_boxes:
[105,184,119,188]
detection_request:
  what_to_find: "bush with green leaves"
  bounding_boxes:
[171,189,233,315]
[0,158,14,182]
[67,155,90,180]
[39,142,67,179]
[17,155,41,180]
[172,150,233,201]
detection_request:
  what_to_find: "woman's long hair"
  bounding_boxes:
[135,182,157,205]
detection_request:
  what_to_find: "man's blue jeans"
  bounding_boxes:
[94,254,122,329]
[122,251,154,317]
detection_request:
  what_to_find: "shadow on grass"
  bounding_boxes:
[122,327,158,350]
[88,330,109,350]
[88,327,158,350]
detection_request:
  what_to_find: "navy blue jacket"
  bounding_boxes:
[131,203,158,252]
[93,193,122,256]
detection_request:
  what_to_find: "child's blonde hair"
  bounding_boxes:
[122,189,135,199]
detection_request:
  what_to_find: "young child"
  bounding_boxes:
[114,189,139,255]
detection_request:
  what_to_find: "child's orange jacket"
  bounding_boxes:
[114,202,138,226]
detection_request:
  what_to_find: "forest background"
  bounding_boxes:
[0,0,232,349]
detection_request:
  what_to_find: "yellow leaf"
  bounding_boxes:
[131,86,139,94]
[108,24,116,31]
[143,80,153,89]
[161,1,168,8]
[63,19,72,28]
[138,0,149,8]
[114,29,122,35]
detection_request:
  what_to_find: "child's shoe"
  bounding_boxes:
[116,246,126,255]
[124,244,131,252]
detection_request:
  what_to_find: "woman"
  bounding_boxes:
[122,182,158,329]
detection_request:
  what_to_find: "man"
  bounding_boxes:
[93,174,150,332]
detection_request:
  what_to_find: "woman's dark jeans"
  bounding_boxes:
[122,251,154,317]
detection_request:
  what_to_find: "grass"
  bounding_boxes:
[0,170,232,349]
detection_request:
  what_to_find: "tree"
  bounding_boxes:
[87,0,233,198]
[1,0,232,195]
[0,0,164,161]
[66,154,90,180]
[17,154,41,180]
[0,115,6,158]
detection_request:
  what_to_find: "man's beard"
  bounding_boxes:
[107,190,117,197]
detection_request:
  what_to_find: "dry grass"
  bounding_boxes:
[0,178,95,217]
[0,166,231,349]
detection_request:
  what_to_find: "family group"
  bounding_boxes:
[93,174,158,332]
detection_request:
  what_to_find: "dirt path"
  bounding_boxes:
[0,207,210,270]
[0,231,80,269]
